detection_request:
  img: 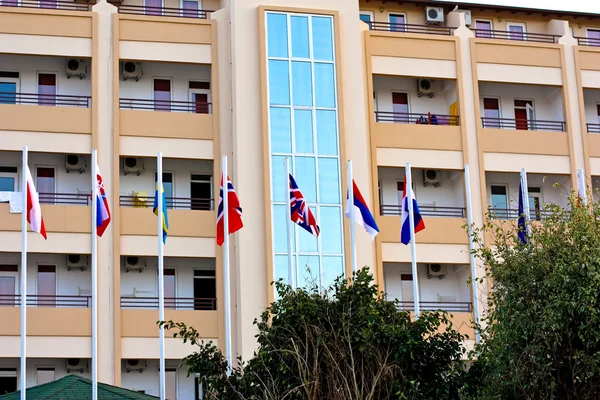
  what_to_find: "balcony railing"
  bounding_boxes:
[474,29,558,44]
[0,294,91,308]
[119,98,212,114]
[120,195,213,211]
[488,207,554,221]
[368,21,453,36]
[397,301,472,313]
[38,192,90,206]
[576,37,600,47]
[481,117,565,132]
[120,296,217,311]
[0,92,91,108]
[381,204,466,218]
[116,4,211,19]
[587,123,600,133]
[375,111,459,126]
[0,0,90,11]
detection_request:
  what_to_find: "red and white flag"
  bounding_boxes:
[26,166,47,239]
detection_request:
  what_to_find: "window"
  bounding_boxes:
[528,187,542,221]
[155,172,174,208]
[490,185,508,219]
[36,368,55,385]
[483,98,500,128]
[37,265,56,307]
[388,13,406,32]
[182,0,201,17]
[195,376,203,400]
[164,269,176,310]
[359,11,373,25]
[0,71,19,105]
[0,369,17,395]
[587,28,600,46]
[36,167,55,204]
[392,92,408,122]
[153,79,171,111]
[0,166,18,192]
[194,270,216,310]
[38,73,56,106]
[507,22,526,41]
[400,273,414,303]
[165,368,177,400]
[0,265,18,307]
[597,104,600,125]
[190,174,212,210]
[145,0,162,15]
[514,99,534,130]
[189,81,210,114]
[475,20,493,38]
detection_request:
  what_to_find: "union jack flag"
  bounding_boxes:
[216,173,243,246]
[289,174,320,237]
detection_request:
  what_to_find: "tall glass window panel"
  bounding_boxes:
[268,60,290,105]
[0,82,16,104]
[267,13,288,58]
[298,255,320,288]
[0,177,15,191]
[37,265,56,307]
[38,74,56,106]
[291,16,310,58]
[275,255,294,285]
[271,156,289,202]
[321,256,344,290]
[270,107,292,153]
[311,17,333,61]
[314,63,335,108]
[36,167,55,199]
[294,110,314,153]
[389,14,406,32]
[294,157,317,203]
[298,223,318,253]
[316,110,338,156]
[320,206,343,254]
[318,158,340,204]
[273,204,295,252]
[291,62,313,107]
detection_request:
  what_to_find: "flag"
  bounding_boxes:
[289,174,320,237]
[216,174,243,246]
[25,166,47,239]
[95,165,111,237]
[345,180,379,240]
[400,178,424,245]
[518,181,527,244]
[153,182,169,244]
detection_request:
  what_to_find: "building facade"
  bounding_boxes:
[0,0,599,398]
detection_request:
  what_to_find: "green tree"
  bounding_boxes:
[468,194,600,399]
[161,269,469,400]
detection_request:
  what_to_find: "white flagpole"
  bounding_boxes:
[20,146,28,400]
[520,168,531,237]
[464,164,480,344]
[222,155,232,375]
[347,160,357,275]
[405,162,420,319]
[577,168,587,205]
[91,150,98,400]
[284,158,295,289]
[157,152,166,400]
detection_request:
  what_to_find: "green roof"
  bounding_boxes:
[0,375,159,400]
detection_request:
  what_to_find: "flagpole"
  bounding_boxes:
[157,152,165,400]
[520,168,530,236]
[464,164,480,344]
[20,146,28,400]
[284,158,295,289]
[222,155,232,375]
[91,150,98,400]
[347,160,357,275]
[577,168,587,205]
[405,162,420,319]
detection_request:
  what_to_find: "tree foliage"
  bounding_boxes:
[161,269,468,400]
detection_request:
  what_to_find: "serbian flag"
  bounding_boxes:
[345,180,379,240]
[289,174,320,237]
[400,178,424,245]
[216,174,243,246]
[95,165,111,237]
[25,166,47,239]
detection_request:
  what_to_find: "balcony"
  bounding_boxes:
[368,21,453,36]
[473,29,558,44]
[576,37,600,47]
[0,294,90,308]
[396,301,472,313]
[588,124,600,134]
[116,3,211,18]
[120,296,216,310]
[0,0,90,11]
[481,117,565,132]
[380,204,465,218]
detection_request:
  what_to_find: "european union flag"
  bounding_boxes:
[153,182,169,244]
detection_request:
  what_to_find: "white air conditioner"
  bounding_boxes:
[423,169,442,187]
[122,61,143,81]
[123,157,144,176]
[66,59,88,79]
[125,359,147,373]
[125,256,145,273]
[66,358,88,373]
[67,254,88,271]
[417,79,436,98]
[66,154,87,174]
[457,9,472,26]
[427,263,447,279]
[425,7,444,25]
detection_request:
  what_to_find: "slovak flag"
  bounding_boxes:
[95,165,111,237]
[289,174,320,237]
[216,174,243,246]
[345,180,379,240]
[25,166,47,239]
[400,178,425,245]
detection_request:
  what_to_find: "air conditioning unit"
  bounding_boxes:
[123,157,144,176]
[66,59,87,79]
[66,358,88,373]
[457,9,472,26]
[423,169,442,187]
[67,254,88,271]
[65,154,87,174]
[125,256,145,273]
[427,263,447,279]
[417,79,436,98]
[122,61,143,82]
[425,7,444,25]
[125,359,147,373]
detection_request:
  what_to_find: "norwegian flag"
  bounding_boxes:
[289,174,320,237]
[216,173,243,246]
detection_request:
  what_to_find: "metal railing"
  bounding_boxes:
[120,195,214,210]
[481,117,565,132]
[381,204,466,218]
[0,294,91,308]
[117,4,211,19]
[38,192,90,206]
[587,123,600,133]
[473,29,559,44]
[375,111,459,126]
[0,0,90,11]
[119,98,212,114]
[0,92,91,107]
[488,207,554,221]
[121,296,217,311]
[397,301,472,313]
[368,21,453,36]
[576,37,600,47]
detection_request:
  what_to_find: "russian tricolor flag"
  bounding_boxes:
[400,178,425,245]
[345,180,379,240]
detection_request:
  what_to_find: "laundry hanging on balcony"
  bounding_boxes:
[0,191,23,213]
